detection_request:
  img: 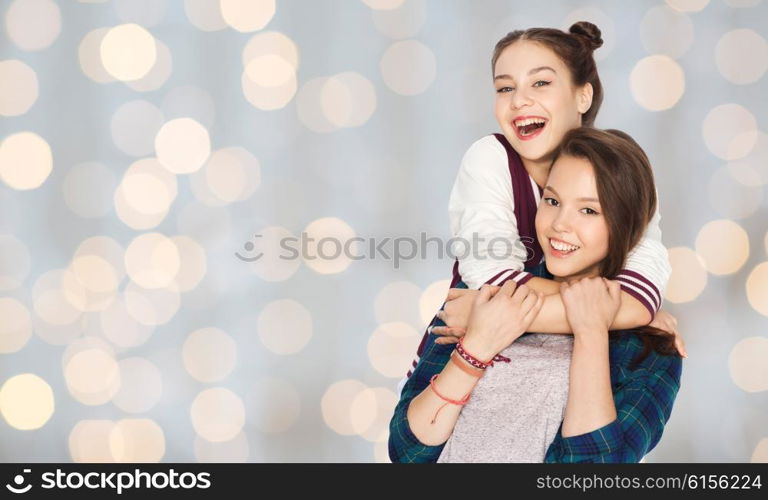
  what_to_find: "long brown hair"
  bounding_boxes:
[552,127,678,366]
[492,22,604,127]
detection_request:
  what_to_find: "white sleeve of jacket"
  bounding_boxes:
[448,135,534,290]
[615,192,672,319]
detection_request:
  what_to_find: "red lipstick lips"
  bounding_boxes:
[512,115,547,141]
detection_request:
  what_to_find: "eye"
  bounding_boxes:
[580,207,599,215]
[533,80,551,88]
[496,86,514,93]
[543,197,559,207]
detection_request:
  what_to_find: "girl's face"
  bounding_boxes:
[535,155,609,282]
[493,41,592,165]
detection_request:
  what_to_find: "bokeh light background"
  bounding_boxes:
[0,0,767,462]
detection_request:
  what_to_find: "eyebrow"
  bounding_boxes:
[493,66,557,81]
[544,185,600,203]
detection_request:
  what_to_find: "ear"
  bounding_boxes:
[577,83,594,115]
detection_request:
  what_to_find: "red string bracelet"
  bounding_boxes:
[428,374,471,424]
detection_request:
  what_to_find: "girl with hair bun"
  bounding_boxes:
[401,21,684,381]
[389,23,685,462]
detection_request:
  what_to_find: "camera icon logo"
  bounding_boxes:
[6,469,32,494]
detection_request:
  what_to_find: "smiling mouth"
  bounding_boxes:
[549,238,580,256]
[513,117,547,140]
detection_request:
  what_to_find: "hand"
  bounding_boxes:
[460,280,544,361]
[649,309,688,358]
[560,277,621,337]
[432,286,500,345]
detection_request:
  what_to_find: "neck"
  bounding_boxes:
[520,156,552,188]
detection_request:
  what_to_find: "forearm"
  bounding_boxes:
[527,293,571,333]
[406,357,482,446]
[524,276,562,296]
[561,333,617,437]
[527,289,651,334]
[611,291,653,328]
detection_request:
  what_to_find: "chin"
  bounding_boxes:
[508,137,553,162]
[544,260,567,279]
[544,260,583,280]
[518,146,551,163]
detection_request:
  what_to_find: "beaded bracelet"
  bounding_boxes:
[455,337,511,370]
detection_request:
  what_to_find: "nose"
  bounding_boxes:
[510,87,533,110]
[551,208,572,234]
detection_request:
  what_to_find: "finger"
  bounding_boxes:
[511,283,531,304]
[443,301,454,315]
[675,337,687,358]
[488,285,502,297]
[446,288,469,300]
[520,289,539,311]
[523,292,545,325]
[436,310,445,322]
[431,326,447,336]
[432,326,465,337]
[674,331,688,358]
[475,284,494,305]
[436,336,459,345]
[498,280,518,298]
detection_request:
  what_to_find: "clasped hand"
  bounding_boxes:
[559,277,621,337]
[441,280,544,360]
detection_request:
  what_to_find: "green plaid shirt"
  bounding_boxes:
[388,288,682,463]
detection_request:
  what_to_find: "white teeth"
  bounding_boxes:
[514,118,546,127]
[550,239,578,252]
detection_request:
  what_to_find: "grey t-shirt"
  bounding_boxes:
[437,333,574,463]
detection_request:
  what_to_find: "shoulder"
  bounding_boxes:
[453,135,512,192]
[610,332,682,383]
[461,134,508,168]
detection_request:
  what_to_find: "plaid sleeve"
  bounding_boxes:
[388,331,454,463]
[544,354,682,463]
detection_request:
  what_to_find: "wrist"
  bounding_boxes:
[449,351,486,378]
[571,320,610,335]
[573,328,609,345]
[460,334,498,363]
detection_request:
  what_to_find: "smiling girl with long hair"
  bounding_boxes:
[389,127,682,463]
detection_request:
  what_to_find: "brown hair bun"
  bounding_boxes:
[569,21,603,51]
